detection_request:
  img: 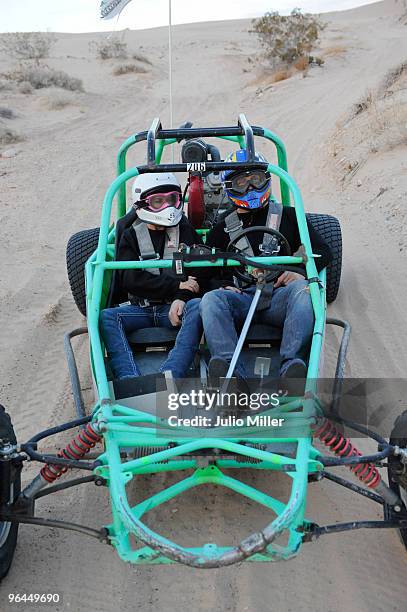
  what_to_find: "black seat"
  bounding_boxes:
[127,323,281,352]
[245,323,282,345]
[128,327,179,351]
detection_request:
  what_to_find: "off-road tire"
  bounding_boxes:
[307,213,342,303]
[0,405,20,582]
[385,409,407,549]
[66,228,100,316]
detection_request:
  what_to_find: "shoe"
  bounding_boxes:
[280,359,306,396]
[207,357,252,419]
[207,357,229,390]
[280,359,307,378]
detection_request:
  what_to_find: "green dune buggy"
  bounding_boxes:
[1,115,407,577]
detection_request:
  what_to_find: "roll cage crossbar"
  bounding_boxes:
[117,114,290,216]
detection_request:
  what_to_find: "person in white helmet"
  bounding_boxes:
[100,172,203,380]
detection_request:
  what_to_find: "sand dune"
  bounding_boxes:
[1,1,407,610]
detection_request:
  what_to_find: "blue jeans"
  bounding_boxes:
[199,280,314,378]
[100,299,202,379]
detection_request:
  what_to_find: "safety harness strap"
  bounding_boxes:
[224,211,253,255]
[133,221,180,276]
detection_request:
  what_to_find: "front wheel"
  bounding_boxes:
[66,228,100,316]
[384,410,407,549]
[307,213,342,303]
[0,405,21,581]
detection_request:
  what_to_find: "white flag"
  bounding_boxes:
[100,0,133,20]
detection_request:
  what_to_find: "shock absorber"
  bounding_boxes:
[313,418,400,506]
[22,422,102,499]
[41,422,101,483]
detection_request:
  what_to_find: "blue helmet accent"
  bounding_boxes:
[221,149,271,209]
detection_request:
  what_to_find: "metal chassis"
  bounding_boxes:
[2,116,407,568]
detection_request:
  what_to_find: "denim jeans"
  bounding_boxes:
[199,279,314,378]
[100,298,202,379]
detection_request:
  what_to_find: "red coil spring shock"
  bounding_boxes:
[313,418,381,488]
[41,422,102,484]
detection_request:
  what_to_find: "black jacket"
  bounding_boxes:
[118,216,202,302]
[206,206,332,286]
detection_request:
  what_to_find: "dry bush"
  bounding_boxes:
[113,63,147,76]
[18,80,33,94]
[272,69,291,83]
[323,45,347,57]
[0,79,13,91]
[352,90,374,117]
[250,8,325,68]
[0,126,22,145]
[380,61,407,94]
[10,66,83,91]
[293,56,309,71]
[132,52,152,65]
[44,89,75,110]
[91,36,127,60]
[0,32,55,61]
[0,107,15,119]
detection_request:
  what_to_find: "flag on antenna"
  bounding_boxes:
[100,0,132,20]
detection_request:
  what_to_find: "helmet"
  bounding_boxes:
[132,172,183,227]
[221,149,271,210]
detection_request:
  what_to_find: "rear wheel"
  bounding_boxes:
[385,410,407,549]
[307,213,342,303]
[0,405,21,581]
[66,228,100,316]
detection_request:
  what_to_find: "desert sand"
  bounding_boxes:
[1,0,407,610]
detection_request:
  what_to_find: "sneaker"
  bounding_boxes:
[280,359,307,396]
[207,357,229,390]
[280,359,307,379]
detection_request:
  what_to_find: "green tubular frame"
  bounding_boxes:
[86,130,326,567]
[116,127,290,217]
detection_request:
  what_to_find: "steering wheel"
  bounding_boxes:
[227,225,292,284]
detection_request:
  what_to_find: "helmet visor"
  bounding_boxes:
[225,170,270,195]
[139,191,181,212]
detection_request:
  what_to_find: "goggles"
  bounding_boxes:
[224,170,270,195]
[139,191,182,212]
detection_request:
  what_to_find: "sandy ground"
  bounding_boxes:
[1,1,407,610]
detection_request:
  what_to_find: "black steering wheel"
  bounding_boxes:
[227,225,292,284]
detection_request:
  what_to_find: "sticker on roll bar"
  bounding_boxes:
[187,162,206,172]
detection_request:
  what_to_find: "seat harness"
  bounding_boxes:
[127,220,180,307]
[133,220,180,275]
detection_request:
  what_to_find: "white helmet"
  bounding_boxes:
[132,172,183,227]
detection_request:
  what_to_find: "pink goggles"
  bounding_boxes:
[139,191,181,212]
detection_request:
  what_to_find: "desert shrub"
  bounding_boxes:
[45,89,75,110]
[18,80,33,94]
[322,45,347,57]
[272,69,291,83]
[113,63,147,76]
[91,36,127,60]
[251,9,324,67]
[381,61,407,93]
[293,56,309,71]
[0,78,13,91]
[0,126,22,145]
[11,66,83,91]
[0,32,55,61]
[309,55,325,66]
[132,52,152,65]
[0,106,15,119]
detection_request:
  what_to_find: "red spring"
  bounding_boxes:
[313,418,381,489]
[41,423,102,484]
